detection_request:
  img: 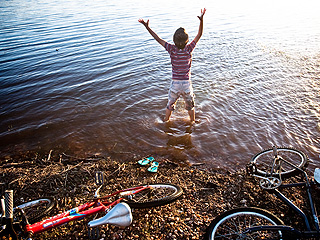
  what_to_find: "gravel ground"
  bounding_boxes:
[1,151,319,239]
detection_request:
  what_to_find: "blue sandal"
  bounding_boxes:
[148,161,159,173]
[138,157,154,166]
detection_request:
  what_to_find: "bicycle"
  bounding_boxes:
[204,146,320,239]
[0,171,183,240]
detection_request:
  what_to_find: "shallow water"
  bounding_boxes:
[1,0,319,171]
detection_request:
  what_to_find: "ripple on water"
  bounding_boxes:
[0,0,319,171]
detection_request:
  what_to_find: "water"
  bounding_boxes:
[1,0,319,171]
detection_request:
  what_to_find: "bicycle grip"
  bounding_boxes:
[5,190,13,219]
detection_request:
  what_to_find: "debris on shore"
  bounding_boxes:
[1,151,319,239]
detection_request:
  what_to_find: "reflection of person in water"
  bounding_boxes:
[167,133,193,150]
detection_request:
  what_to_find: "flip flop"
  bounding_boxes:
[138,157,154,166]
[148,161,159,173]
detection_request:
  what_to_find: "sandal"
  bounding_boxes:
[138,157,154,166]
[148,161,159,173]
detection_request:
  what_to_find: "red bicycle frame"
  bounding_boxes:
[25,185,150,235]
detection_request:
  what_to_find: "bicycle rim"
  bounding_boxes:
[205,208,284,240]
[251,147,308,178]
[14,197,56,224]
[124,183,182,208]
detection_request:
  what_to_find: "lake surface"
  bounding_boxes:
[1,0,319,171]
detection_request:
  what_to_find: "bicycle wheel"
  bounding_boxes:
[123,183,182,208]
[204,207,284,240]
[14,197,56,224]
[250,147,308,178]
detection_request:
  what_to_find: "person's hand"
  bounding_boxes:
[197,8,206,21]
[138,19,149,28]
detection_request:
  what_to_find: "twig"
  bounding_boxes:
[9,177,25,186]
[111,142,117,150]
[47,150,53,161]
[65,172,68,188]
[104,163,125,180]
[59,161,83,174]
[61,153,103,161]
[200,188,217,191]
[164,159,179,167]
[191,162,204,167]
[2,163,22,168]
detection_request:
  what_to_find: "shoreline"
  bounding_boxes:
[1,151,318,239]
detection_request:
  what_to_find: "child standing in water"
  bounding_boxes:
[139,8,206,124]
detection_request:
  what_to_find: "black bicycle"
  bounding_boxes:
[204,146,320,239]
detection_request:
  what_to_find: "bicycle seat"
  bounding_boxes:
[88,202,132,228]
[315,168,320,185]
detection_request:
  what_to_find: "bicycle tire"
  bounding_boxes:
[250,147,308,178]
[204,207,284,240]
[14,197,56,224]
[123,183,183,208]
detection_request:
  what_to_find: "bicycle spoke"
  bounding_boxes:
[132,187,173,203]
[124,183,182,208]
[131,189,151,203]
[211,212,282,239]
[250,147,308,178]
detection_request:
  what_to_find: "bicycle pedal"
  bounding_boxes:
[88,226,100,240]
[95,171,104,185]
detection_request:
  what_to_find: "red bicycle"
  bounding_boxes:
[0,171,182,239]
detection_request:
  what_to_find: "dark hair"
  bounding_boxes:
[173,27,189,49]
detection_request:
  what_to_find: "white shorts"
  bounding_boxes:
[166,80,195,111]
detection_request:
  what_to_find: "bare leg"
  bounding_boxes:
[164,108,172,122]
[188,108,195,124]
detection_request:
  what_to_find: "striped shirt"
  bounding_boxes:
[165,40,197,80]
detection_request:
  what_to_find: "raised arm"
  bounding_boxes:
[193,8,206,44]
[138,19,166,47]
